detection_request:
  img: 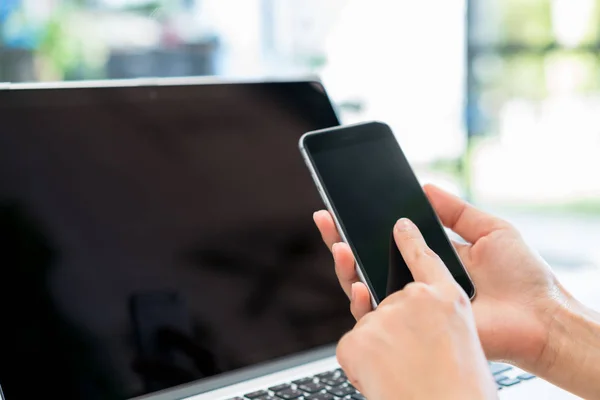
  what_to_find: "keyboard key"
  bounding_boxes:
[245,390,269,399]
[332,370,345,379]
[305,394,334,400]
[315,371,335,379]
[498,378,521,387]
[226,398,245,400]
[298,382,327,393]
[351,394,367,400]
[320,376,347,387]
[489,363,513,375]
[292,377,314,386]
[268,384,292,393]
[518,373,536,380]
[256,396,277,400]
[327,385,356,397]
[494,375,509,384]
[275,389,304,399]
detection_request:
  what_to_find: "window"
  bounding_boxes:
[467,0,600,209]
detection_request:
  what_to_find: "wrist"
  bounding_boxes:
[519,282,574,374]
[527,284,600,397]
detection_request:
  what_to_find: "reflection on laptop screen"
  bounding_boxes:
[0,82,354,400]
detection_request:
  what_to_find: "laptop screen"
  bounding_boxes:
[0,81,354,400]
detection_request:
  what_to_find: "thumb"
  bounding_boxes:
[423,184,510,244]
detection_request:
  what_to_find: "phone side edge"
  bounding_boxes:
[300,121,386,143]
[299,144,379,309]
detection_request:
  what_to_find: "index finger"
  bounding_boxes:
[393,218,452,284]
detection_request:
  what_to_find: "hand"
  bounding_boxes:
[314,184,566,370]
[337,218,497,400]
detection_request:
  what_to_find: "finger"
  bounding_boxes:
[333,242,360,298]
[313,210,342,250]
[393,218,452,284]
[350,282,372,320]
[452,240,471,264]
[423,184,511,244]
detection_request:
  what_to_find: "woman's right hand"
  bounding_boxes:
[314,184,568,372]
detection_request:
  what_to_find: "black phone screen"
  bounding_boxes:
[304,122,474,304]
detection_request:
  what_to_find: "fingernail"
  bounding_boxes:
[395,218,413,232]
[351,283,358,302]
[332,242,339,256]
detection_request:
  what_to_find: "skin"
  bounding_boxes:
[315,184,600,400]
[336,218,497,400]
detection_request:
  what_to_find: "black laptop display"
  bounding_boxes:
[0,81,354,400]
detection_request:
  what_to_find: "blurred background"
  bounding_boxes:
[2,0,600,302]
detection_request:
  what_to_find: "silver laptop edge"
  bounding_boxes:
[0,74,322,91]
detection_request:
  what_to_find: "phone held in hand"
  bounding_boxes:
[299,121,476,307]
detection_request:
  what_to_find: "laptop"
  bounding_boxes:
[0,78,577,400]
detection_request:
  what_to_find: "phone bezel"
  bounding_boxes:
[299,121,476,306]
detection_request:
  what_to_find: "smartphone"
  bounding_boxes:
[299,121,475,307]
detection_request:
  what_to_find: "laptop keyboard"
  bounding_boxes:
[492,363,536,391]
[225,362,535,400]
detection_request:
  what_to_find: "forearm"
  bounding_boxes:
[533,294,600,399]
